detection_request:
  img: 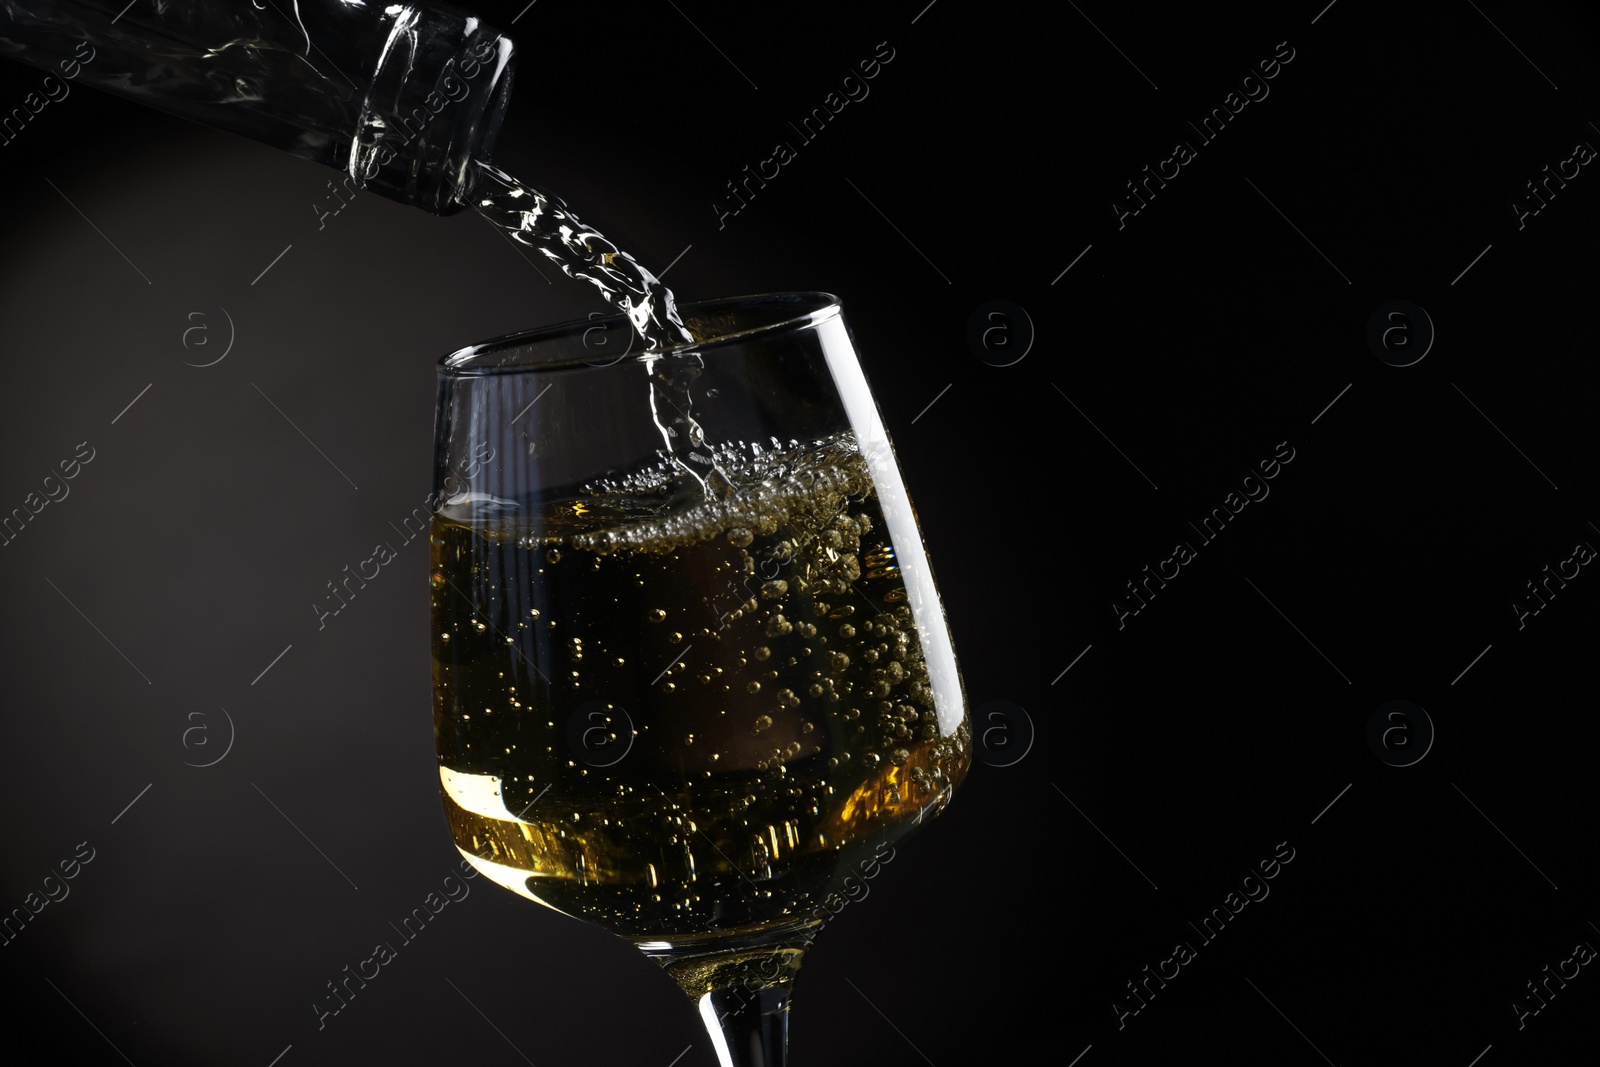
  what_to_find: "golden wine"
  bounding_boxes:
[431,433,968,943]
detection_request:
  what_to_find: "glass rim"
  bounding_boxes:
[439,291,843,376]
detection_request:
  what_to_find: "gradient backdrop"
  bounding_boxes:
[2,1,1598,1064]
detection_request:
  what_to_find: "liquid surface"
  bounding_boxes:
[431,435,969,941]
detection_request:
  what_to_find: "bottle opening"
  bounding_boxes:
[353,5,517,215]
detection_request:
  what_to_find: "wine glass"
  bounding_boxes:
[429,292,970,1066]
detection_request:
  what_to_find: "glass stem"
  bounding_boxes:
[697,981,792,1067]
[643,933,812,1067]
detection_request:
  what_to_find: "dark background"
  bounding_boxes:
[2,1,1598,1063]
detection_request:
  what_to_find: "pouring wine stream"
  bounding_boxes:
[468,162,733,499]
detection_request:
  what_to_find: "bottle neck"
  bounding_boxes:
[354,6,516,214]
[0,0,516,214]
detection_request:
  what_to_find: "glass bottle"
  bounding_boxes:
[0,0,516,213]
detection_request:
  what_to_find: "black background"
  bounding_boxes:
[2,1,1598,1064]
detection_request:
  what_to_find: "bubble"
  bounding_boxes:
[546,548,562,563]
[648,609,667,622]
[761,579,788,599]
[474,621,487,633]
[727,528,753,547]
[838,623,856,639]
[776,688,800,709]
[764,615,793,638]
[753,715,774,734]
[746,681,762,694]
[753,646,771,661]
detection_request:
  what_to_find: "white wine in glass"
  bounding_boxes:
[431,293,969,1066]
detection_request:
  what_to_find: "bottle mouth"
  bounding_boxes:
[440,293,845,375]
[351,6,517,215]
